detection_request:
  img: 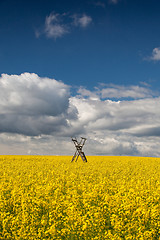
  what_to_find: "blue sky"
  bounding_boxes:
[0,0,160,156]
[1,0,160,88]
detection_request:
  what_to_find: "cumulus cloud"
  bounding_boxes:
[0,75,160,157]
[93,1,106,8]
[148,47,160,61]
[44,12,69,39]
[68,94,160,156]
[100,85,153,99]
[72,14,92,28]
[109,0,119,4]
[0,73,70,136]
[36,12,92,39]
[76,84,154,100]
[69,95,160,135]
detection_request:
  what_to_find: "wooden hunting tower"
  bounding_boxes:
[71,137,87,162]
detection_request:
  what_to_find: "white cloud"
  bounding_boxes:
[148,47,160,61]
[0,75,160,157]
[100,85,153,99]
[94,1,106,8]
[0,73,70,136]
[69,95,160,134]
[109,0,119,4]
[44,13,68,39]
[72,14,92,28]
[76,84,154,100]
[77,87,100,100]
[67,95,160,157]
[36,12,92,39]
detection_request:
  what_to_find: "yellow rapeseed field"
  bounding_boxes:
[0,155,160,239]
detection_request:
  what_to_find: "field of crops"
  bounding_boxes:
[0,156,160,239]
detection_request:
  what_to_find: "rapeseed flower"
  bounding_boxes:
[0,155,160,239]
